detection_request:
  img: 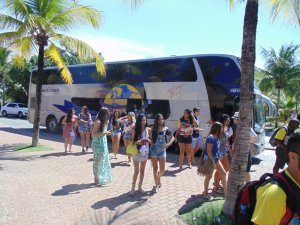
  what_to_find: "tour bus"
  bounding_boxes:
[28,54,275,155]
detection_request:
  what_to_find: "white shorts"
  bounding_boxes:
[192,137,203,150]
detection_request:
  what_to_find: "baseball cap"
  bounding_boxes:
[232,112,239,119]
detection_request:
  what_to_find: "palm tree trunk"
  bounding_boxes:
[275,88,280,128]
[296,94,300,117]
[223,0,258,216]
[31,44,44,146]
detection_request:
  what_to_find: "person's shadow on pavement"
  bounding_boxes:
[52,183,97,196]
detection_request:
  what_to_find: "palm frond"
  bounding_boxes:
[0,47,10,66]
[0,32,21,47]
[20,36,36,58]
[51,5,101,31]
[0,14,23,30]
[10,54,26,68]
[122,0,145,10]
[262,0,300,26]
[4,35,36,63]
[45,43,73,84]
[1,0,32,20]
[43,0,68,19]
[53,33,105,76]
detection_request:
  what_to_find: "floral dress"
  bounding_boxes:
[92,125,113,185]
[219,131,230,158]
[63,115,77,139]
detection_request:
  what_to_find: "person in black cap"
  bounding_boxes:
[273,119,300,174]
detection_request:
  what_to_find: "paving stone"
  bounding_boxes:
[0,128,274,225]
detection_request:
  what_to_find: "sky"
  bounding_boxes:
[72,0,300,68]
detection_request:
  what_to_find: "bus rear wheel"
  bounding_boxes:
[46,116,59,133]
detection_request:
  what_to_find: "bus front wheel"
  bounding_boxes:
[46,116,59,133]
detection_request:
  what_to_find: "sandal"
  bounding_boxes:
[203,192,211,200]
[213,188,224,195]
[139,188,145,194]
[94,178,100,185]
[138,183,145,194]
[151,186,158,193]
[129,184,135,196]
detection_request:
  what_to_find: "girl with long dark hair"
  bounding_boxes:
[175,109,198,170]
[78,106,92,153]
[129,114,151,196]
[150,114,175,193]
[111,111,122,159]
[91,107,113,186]
[203,122,227,199]
[62,108,77,153]
[213,114,231,194]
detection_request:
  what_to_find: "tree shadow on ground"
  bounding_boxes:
[91,191,152,211]
[89,192,153,225]
[52,183,97,196]
[40,151,91,158]
[178,192,223,215]
[0,127,84,148]
[0,144,38,161]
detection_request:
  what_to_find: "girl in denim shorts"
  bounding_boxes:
[175,109,198,170]
[78,106,92,153]
[111,111,122,159]
[150,114,175,193]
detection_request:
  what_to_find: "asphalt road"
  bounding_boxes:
[0,116,276,169]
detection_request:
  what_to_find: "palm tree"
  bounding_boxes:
[285,82,300,113]
[223,0,300,216]
[259,44,300,127]
[222,0,259,215]
[0,0,105,146]
[127,0,299,216]
[0,47,10,104]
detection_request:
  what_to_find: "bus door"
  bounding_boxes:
[224,96,240,116]
[127,99,143,114]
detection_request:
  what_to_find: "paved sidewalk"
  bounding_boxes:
[0,127,275,225]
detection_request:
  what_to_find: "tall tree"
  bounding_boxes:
[0,0,105,146]
[223,0,258,215]
[0,47,10,104]
[5,65,30,103]
[128,0,299,216]
[259,44,300,127]
[223,0,300,215]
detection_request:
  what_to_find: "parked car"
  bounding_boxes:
[0,103,28,118]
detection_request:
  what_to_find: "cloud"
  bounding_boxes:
[73,34,168,62]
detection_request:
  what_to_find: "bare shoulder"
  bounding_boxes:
[94,120,101,126]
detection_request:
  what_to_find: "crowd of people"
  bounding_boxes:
[60,105,300,206]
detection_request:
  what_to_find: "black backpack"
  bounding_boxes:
[233,172,299,225]
[269,126,287,147]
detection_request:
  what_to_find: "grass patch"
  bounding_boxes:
[180,198,232,225]
[14,144,53,153]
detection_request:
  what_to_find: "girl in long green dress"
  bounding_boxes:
[91,107,113,186]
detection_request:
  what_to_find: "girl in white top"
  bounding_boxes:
[118,112,136,166]
[129,113,151,196]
